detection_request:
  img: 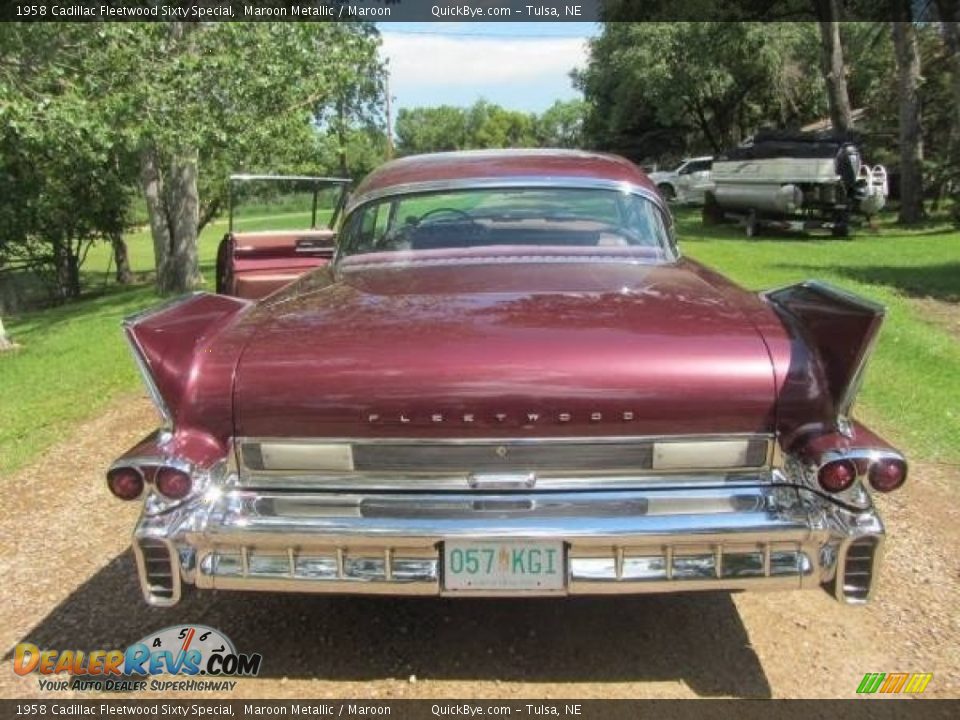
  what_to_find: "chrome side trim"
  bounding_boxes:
[230,174,350,183]
[121,290,207,328]
[345,176,669,217]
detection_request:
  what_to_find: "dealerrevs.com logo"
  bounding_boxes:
[14,625,262,693]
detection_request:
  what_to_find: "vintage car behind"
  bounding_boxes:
[215,174,349,300]
[108,149,906,607]
[704,129,888,237]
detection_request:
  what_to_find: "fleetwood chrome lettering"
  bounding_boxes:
[366,410,640,425]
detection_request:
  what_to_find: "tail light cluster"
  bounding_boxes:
[106,464,192,501]
[817,456,907,494]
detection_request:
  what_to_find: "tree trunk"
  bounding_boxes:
[0,315,14,351]
[892,15,926,224]
[111,233,133,285]
[337,95,349,176]
[935,1,960,222]
[937,3,960,127]
[140,148,172,289]
[52,236,81,300]
[165,149,202,294]
[815,5,854,133]
[137,23,204,296]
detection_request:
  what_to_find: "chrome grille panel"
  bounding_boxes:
[570,544,812,584]
[352,441,655,472]
[199,547,439,591]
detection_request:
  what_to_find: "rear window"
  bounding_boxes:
[339,187,672,258]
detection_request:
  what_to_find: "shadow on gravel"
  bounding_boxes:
[8,550,772,698]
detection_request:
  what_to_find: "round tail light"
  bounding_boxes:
[107,467,144,501]
[156,466,193,500]
[869,458,907,492]
[817,459,857,493]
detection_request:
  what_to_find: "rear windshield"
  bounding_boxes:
[338,187,673,259]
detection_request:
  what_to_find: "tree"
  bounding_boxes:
[576,23,826,158]
[536,100,587,148]
[892,9,926,223]
[0,24,137,301]
[110,23,384,294]
[395,106,469,154]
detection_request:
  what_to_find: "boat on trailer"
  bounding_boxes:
[703,129,888,237]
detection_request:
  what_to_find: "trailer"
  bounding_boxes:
[703,129,888,237]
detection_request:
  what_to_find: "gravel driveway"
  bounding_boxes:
[2,396,957,699]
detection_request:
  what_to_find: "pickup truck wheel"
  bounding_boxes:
[657,183,676,202]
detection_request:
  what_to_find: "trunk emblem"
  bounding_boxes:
[496,446,508,458]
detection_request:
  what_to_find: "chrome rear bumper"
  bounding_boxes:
[132,483,884,606]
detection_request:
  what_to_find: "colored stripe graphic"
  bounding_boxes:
[904,673,933,694]
[857,673,885,694]
[857,672,932,694]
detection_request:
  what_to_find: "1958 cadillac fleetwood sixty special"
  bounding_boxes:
[107,149,907,607]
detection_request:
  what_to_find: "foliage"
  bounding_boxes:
[0,25,137,301]
[574,22,829,160]
[0,22,385,299]
[394,99,586,155]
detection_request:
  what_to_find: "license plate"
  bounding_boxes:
[443,540,565,591]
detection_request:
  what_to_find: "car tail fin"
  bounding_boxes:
[763,281,884,435]
[124,292,252,428]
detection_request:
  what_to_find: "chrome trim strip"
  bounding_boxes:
[345,176,669,217]
[238,433,772,447]
[232,471,776,493]
[230,174,350,184]
[121,290,207,328]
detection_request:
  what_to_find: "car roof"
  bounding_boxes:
[352,149,656,200]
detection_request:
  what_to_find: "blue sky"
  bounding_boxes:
[378,22,599,113]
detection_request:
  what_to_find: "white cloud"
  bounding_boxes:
[379,33,588,111]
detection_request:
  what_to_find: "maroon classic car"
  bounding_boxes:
[108,149,906,607]
[215,174,350,300]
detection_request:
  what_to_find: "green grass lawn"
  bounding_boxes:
[1,208,958,478]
